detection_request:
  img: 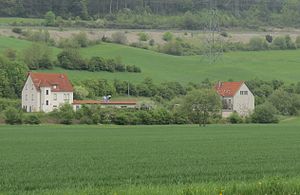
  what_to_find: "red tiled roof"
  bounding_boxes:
[28,72,73,92]
[73,100,137,105]
[215,81,244,97]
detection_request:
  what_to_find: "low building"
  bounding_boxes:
[73,100,138,111]
[22,72,73,113]
[215,81,255,117]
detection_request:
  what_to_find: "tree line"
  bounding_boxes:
[2,0,300,29]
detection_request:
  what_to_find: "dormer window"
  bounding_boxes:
[53,85,57,89]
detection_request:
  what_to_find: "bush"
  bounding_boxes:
[57,104,75,125]
[130,42,149,49]
[126,65,134,72]
[160,40,183,56]
[113,112,131,125]
[72,32,89,47]
[12,27,22,34]
[149,39,155,46]
[111,32,127,44]
[24,30,53,44]
[133,65,142,73]
[248,37,268,51]
[228,112,243,124]
[296,36,300,48]
[58,38,80,48]
[4,107,23,125]
[163,32,173,42]
[138,32,150,41]
[88,56,107,71]
[220,31,229,37]
[251,102,279,124]
[0,99,21,111]
[24,114,41,124]
[284,35,296,49]
[4,48,17,61]
[265,34,273,43]
[271,36,287,50]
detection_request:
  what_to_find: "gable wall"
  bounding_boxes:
[21,76,41,112]
[233,83,255,116]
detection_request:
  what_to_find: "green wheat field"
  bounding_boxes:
[1,120,300,194]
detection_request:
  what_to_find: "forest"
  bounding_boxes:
[1,0,300,29]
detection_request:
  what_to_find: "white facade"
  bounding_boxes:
[221,83,255,117]
[22,76,73,113]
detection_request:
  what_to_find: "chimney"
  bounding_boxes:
[218,81,222,88]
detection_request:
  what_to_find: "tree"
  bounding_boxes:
[22,43,53,69]
[182,11,198,30]
[251,102,279,123]
[57,48,87,70]
[57,104,75,125]
[44,11,56,26]
[0,56,28,98]
[182,89,221,126]
[74,86,89,100]
[268,89,300,115]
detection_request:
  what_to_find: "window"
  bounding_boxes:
[46,100,49,105]
[25,84,28,90]
[46,90,49,95]
[53,85,57,89]
[64,94,70,100]
[240,91,248,95]
[31,94,34,101]
[25,94,28,101]
[53,94,57,101]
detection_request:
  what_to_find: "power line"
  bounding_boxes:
[203,0,224,64]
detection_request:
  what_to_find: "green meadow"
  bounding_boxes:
[1,122,300,194]
[1,36,300,83]
[0,17,43,25]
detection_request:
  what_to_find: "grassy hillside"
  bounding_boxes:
[1,36,300,83]
[1,124,300,194]
[53,43,300,83]
[0,36,60,57]
[0,17,43,25]
[0,36,33,53]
